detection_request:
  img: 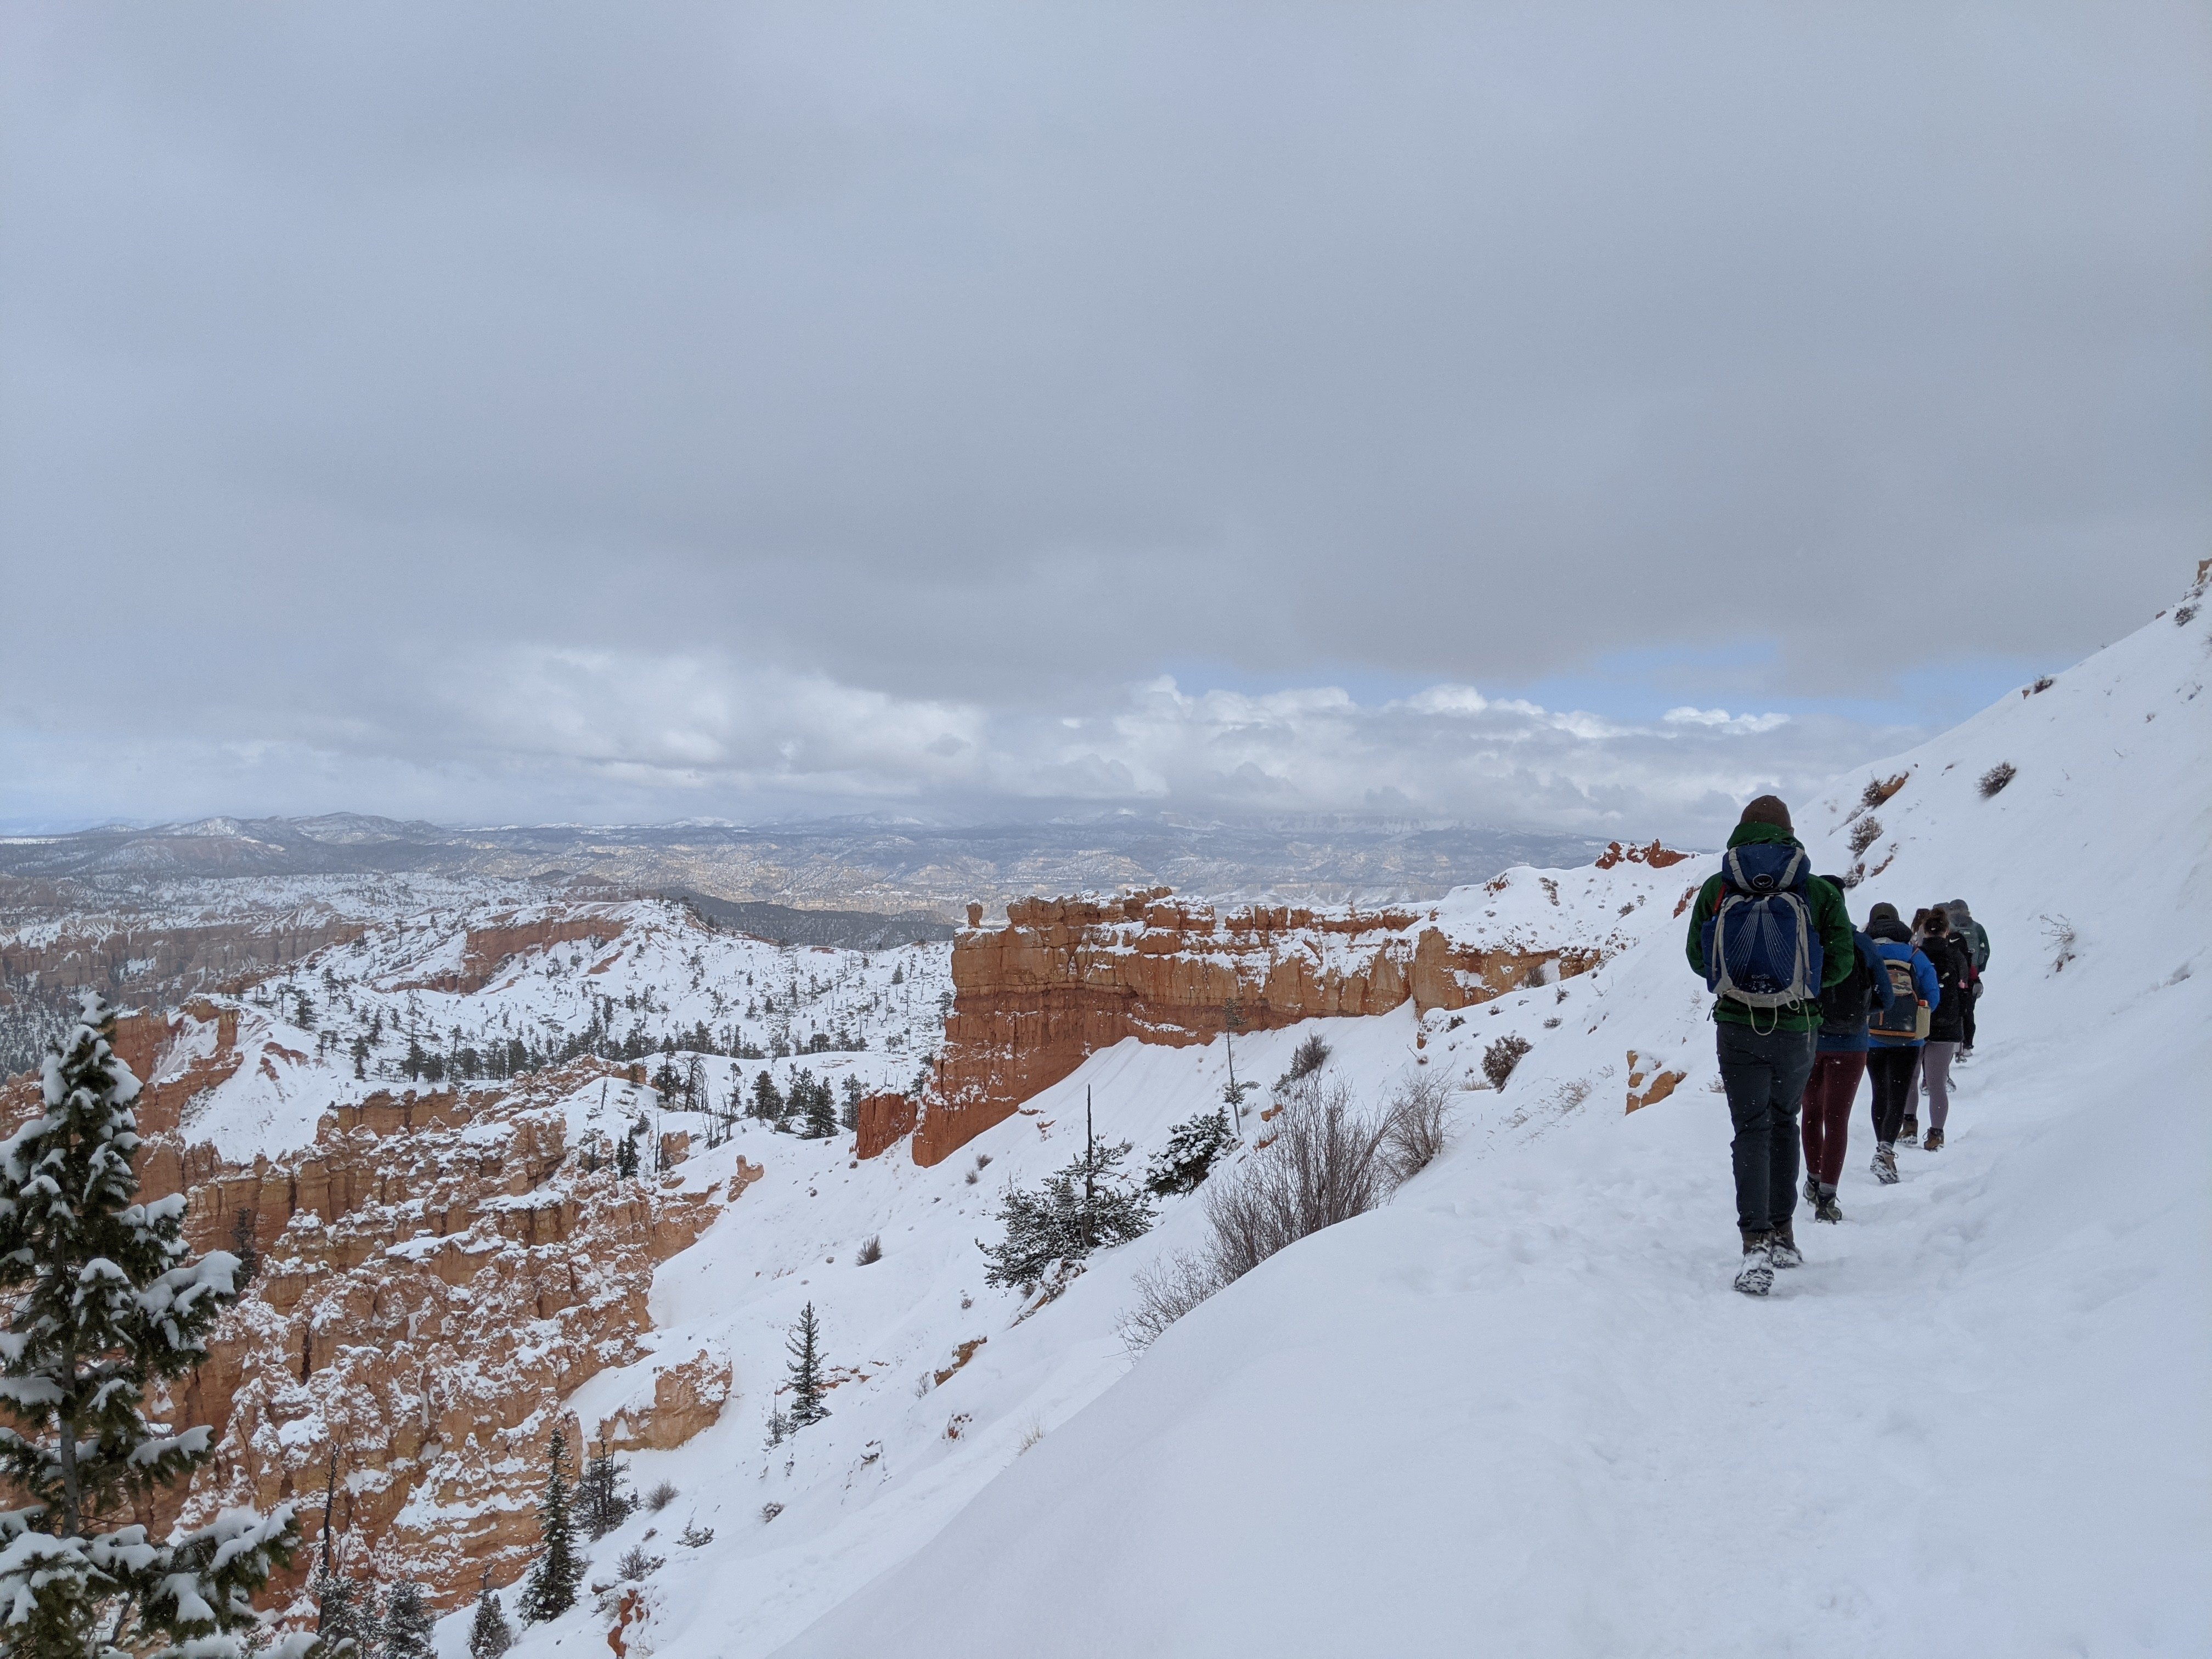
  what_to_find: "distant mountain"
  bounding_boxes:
[0,814,1620,918]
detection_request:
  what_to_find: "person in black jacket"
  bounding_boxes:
[1917,909,1971,1150]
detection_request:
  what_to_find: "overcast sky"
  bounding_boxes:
[3,3,2205,841]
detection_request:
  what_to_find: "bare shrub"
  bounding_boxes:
[1481,1034,1532,1090]
[855,1234,883,1265]
[1847,816,1883,856]
[759,1503,783,1524]
[616,1544,664,1580]
[1116,1248,1224,1353]
[2040,913,2078,973]
[2024,674,2055,695]
[645,1480,678,1512]
[1204,1079,1390,1284]
[1978,762,2016,798]
[1379,1071,1452,1186]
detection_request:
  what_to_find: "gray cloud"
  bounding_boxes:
[2,2,2204,835]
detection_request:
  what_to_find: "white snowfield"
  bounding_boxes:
[462,594,2208,1658]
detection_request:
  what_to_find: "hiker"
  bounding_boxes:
[1685,796,1855,1296]
[1862,901,1939,1182]
[1802,882,1900,1222]
[1916,909,1971,1150]
[1945,899,1990,1056]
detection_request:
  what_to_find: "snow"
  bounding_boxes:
[751,585,2211,1656]
[139,590,2200,1652]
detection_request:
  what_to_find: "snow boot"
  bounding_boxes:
[1814,1190,1844,1224]
[1803,1173,1820,1205]
[1768,1221,1804,1269]
[1872,1143,1900,1184]
[1734,1234,1774,1297]
[1900,1113,1919,1142]
[1923,1126,1945,1152]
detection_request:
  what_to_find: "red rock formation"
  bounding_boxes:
[854,1092,919,1159]
[916,868,1658,1167]
[400,911,627,994]
[0,904,364,1013]
[1592,839,1693,871]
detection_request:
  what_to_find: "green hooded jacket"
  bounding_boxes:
[1684,821,1856,1032]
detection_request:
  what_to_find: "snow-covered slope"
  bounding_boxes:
[747,592,2210,1655]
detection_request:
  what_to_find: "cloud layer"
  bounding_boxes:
[1,3,2203,836]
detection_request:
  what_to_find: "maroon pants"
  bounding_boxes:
[1801,1050,1866,1189]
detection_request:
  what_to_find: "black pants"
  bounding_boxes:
[1960,989,1977,1050]
[1867,1045,1921,1144]
[1716,1022,1817,1236]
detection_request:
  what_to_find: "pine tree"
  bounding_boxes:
[312,1560,374,1658]
[615,1131,640,1180]
[1144,1109,1233,1197]
[749,1071,785,1125]
[799,1073,837,1141]
[517,1427,584,1623]
[0,992,305,1659]
[981,1109,1154,1291]
[466,1581,513,1659]
[232,1205,261,1285]
[784,1302,830,1428]
[380,1581,435,1659]
[576,1442,635,1541]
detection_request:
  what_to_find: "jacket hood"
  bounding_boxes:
[1724,821,1800,851]
[1868,916,1911,943]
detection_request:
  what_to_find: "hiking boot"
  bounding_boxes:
[1872,1143,1900,1184]
[1923,1127,1944,1152]
[1768,1222,1804,1269]
[1814,1192,1844,1223]
[1734,1234,1774,1297]
[1900,1114,1919,1142]
[1803,1173,1820,1204]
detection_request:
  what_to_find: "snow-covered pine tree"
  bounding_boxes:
[0,991,307,1659]
[785,1302,830,1427]
[465,1579,512,1659]
[516,1427,584,1623]
[615,1132,640,1180]
[1144,1109,1233,1197]
[311,1557,374,1658]
[379,1581,434,1659]
[980,1135,1154,1291]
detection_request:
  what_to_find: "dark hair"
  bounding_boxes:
[1921,910,1949,936]
[1738,794,1792,832]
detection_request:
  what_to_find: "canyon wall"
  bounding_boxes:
[2,1007,746,1612]
[900,843,1694,1166]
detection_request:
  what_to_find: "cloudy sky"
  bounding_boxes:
[3,3,2204,842]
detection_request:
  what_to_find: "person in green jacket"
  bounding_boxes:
[1684,796,1856,1294]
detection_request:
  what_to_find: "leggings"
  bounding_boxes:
[1867,1045,1921,1145]
[1801,1051,1866,1189]
[1921,1040,1959,1130]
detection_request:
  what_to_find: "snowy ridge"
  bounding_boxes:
[746,584,2209,1656]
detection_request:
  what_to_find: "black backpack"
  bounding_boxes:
[1818,942,1880,1034]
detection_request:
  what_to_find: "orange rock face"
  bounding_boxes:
[854,1092,919,1159]
[1624,1049,1688,1112]
[916,870,1656,1167]
[0,1008,736,1615]
[399,912,628,994]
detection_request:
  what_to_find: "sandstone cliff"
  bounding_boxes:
[904,843,1695,1166]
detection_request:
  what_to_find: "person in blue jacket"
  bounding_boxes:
[1862,901,1939,1184]
[1801,883,1900,1222]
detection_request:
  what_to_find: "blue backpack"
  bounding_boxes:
[1701,843,1823,1011]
